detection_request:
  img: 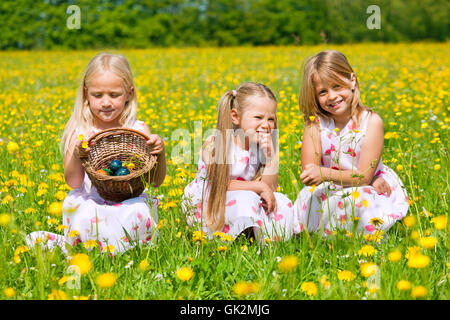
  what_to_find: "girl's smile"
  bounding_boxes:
[231,96,277,149]
[313,73,356,128]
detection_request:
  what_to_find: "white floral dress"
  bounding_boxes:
[293,111,409,236]
[182,136,301,241]
[26,120,159,254]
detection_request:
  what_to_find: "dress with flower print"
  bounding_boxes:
[293,110,409,237]
[26,120,159,254]
[182,136,301,241]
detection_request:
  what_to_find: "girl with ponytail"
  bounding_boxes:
[182,82,301,242]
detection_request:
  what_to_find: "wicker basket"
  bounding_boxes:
[80,128,157,202]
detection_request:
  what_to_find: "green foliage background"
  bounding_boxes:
[1,0,448,50]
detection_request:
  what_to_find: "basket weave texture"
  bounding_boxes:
[80,128,157,202]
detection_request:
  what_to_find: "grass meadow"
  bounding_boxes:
[0,42,448,300]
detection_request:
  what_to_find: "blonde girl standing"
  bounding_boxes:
[27,53,166,254]
[182,82,301,242]
[294,50,409,237]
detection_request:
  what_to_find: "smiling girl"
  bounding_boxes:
[182,82,300,242]
[294,50,409,237]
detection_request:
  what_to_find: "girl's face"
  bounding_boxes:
[313,72,356,123]
[85,71,133,128]
[231,95,277,145]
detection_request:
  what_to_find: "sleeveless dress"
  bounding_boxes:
[293,111,409,237]
[182,136,301,241]
[26,120,159,254]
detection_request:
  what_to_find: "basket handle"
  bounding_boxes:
[87,127,151,144]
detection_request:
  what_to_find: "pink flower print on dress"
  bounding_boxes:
[365,225,376,232]
[257,220,263,227]
[146,218,152,229]
[388,213,400,220]
[222,224,230,233]
[339,214,347,224]
[236,177,246,181]
[227,199,236,206]
[321,193,327,201]
[113,203,123,207]
[302,203,308,211]
[338,201,344,209]
[363,187,372,194]
[325,144,335,155]
[137,212,143,220]
[251,206,257,213]
[273,213,284,221]
[287,202,292,208]
[90,217,102,224]
[299,224,304,232]
[240,156,249,164]
[355,202,362,208]
[325,229,331,235]
[347,147,356,158]
[48,234,56,241]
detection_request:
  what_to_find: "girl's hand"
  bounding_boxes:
[370,176,392,197]
[300,163,324,186]
[146,134,165,156]
[258,132,274,160]
[74,140,92,160]
[259,181,277,215]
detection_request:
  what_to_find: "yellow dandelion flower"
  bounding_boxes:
[217,245,228,252]
[411,286,427,298]
[388,250,402,262]
[351,190,360,199]
[2,195,14,205]
[430,215,447,230]
[96,272,117,289]
[81,141,88,149]
[309,116,316,122]
[233,281,260,296]
[360,262,378,278]
[337,270,356,281]
[139,259,150,271]
[48,289,68,300]
[300,281,318,296]
[4,287,16,298]
[417,236,437,249]
[433,164,440,171]
[69,253,92,275]
[7,141,19,154]
[358,245,377,257]
[407,253,430,269]
[48,202,63,217]
[78,134,84,141]
[68,230,80,238]
[403,215,415,227]
[319,275,331,288]
[192,230,207,243]
[176,266,194,281]
[369,217,384,227]
[83,240,97,250]
[0,213,12,226]
[396,280,411,291]
[277,255,299,273]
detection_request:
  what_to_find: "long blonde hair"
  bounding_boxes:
[299,50,368,126]
[61,53,138,154]
[205,82,278,231]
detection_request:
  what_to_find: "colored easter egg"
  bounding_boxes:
[110,159,122,172]
[114,167,130,176]
[102,168,113,176]
[96,169,108,176]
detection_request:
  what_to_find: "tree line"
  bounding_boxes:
[1,0,448,50]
